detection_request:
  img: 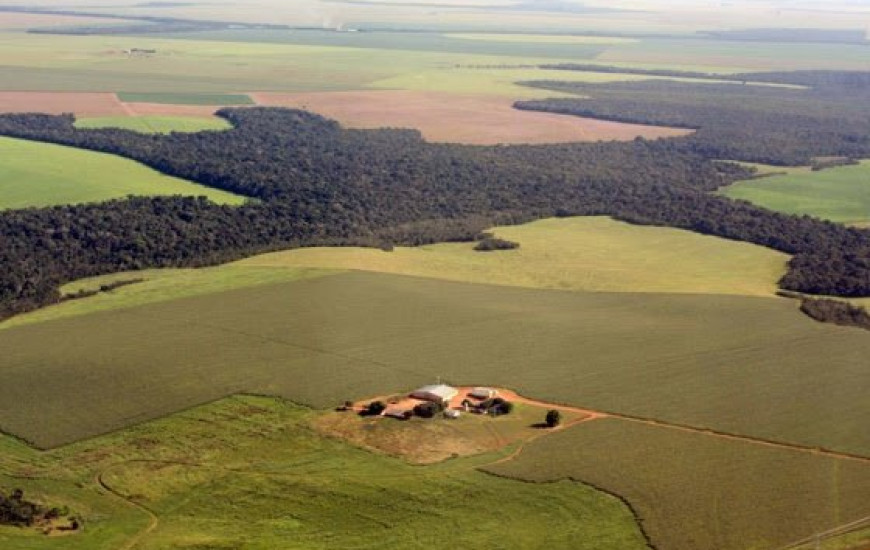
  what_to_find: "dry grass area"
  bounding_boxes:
[250,90,691,144]
[314,387,593,464]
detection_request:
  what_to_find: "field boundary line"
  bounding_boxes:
[508,390,870,464]
[609,414,870,465]
[774,515,870,550]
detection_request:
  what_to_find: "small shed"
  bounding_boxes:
[469,387,498,400]
[410,384,458,404]
[444,409,461,419]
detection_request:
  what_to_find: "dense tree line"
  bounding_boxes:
[800,298,870,331]
[517,74,870,165]
[0,106,869,321]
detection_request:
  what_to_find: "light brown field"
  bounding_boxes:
[250,90,692,144]
[0,91,127,116]
[0,92,230,119]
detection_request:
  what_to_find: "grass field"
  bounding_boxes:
[445,33,640,45]
[486,418,870,550]
[235,216,786,296]
[0,396,648,550]
[721,161,870,225]
[115,92,253,105]
[74,115,232,133]
[0,137,247,209]
[0,272,868,455]
[2,216,786,328]
[0,30,834,100]
[598,38,870,72]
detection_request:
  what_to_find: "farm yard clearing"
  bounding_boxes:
[315,386,602,464]
[251,90,691,144]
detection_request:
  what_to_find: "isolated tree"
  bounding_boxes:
[545,409,562,428]
[364,401,386,416]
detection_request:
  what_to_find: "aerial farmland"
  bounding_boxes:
[0,1,869,549]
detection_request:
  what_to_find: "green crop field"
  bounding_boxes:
[720,161,870,226]
[598,38,870,72]
[0,396,648,550]
[74,115,233,133]
[115,92,253,105]
[0,136,247,209]
[2,216,786,329]
[486,418,870,550]
[1,272,868,455]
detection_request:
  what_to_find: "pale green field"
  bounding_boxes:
[74,115,232,133]
[445,33,640,45]
[599,39,870,72]
[1,266,336,329]
[0,31,577,95]
[235,217,787,296]
[0,396,647,550]
[0,31,813,99]
[721,161,870,225]
[369,65,798,97]
[2,217,787,329]
[0,136,247,209]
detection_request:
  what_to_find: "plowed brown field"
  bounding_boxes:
[0,91,127,116]
[250,90,692,144]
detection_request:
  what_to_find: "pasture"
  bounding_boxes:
[0,396,647,550]
[0,137,247,209]
[721,161,870,226]
[487,418,870,550]
[74,115,232,133]
[235,216,786,296]
[252,90,690,143]
[0,272,869,455]
[2,216,787,328]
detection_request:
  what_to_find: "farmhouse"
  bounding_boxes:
[469,387,498,399]
[410,384,458,405]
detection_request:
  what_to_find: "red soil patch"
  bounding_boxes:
[251,90,691,145]
[0,92,127,117]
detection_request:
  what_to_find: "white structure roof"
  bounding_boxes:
[411,384,458,401]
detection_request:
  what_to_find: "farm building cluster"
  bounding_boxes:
[356,384,514,420]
